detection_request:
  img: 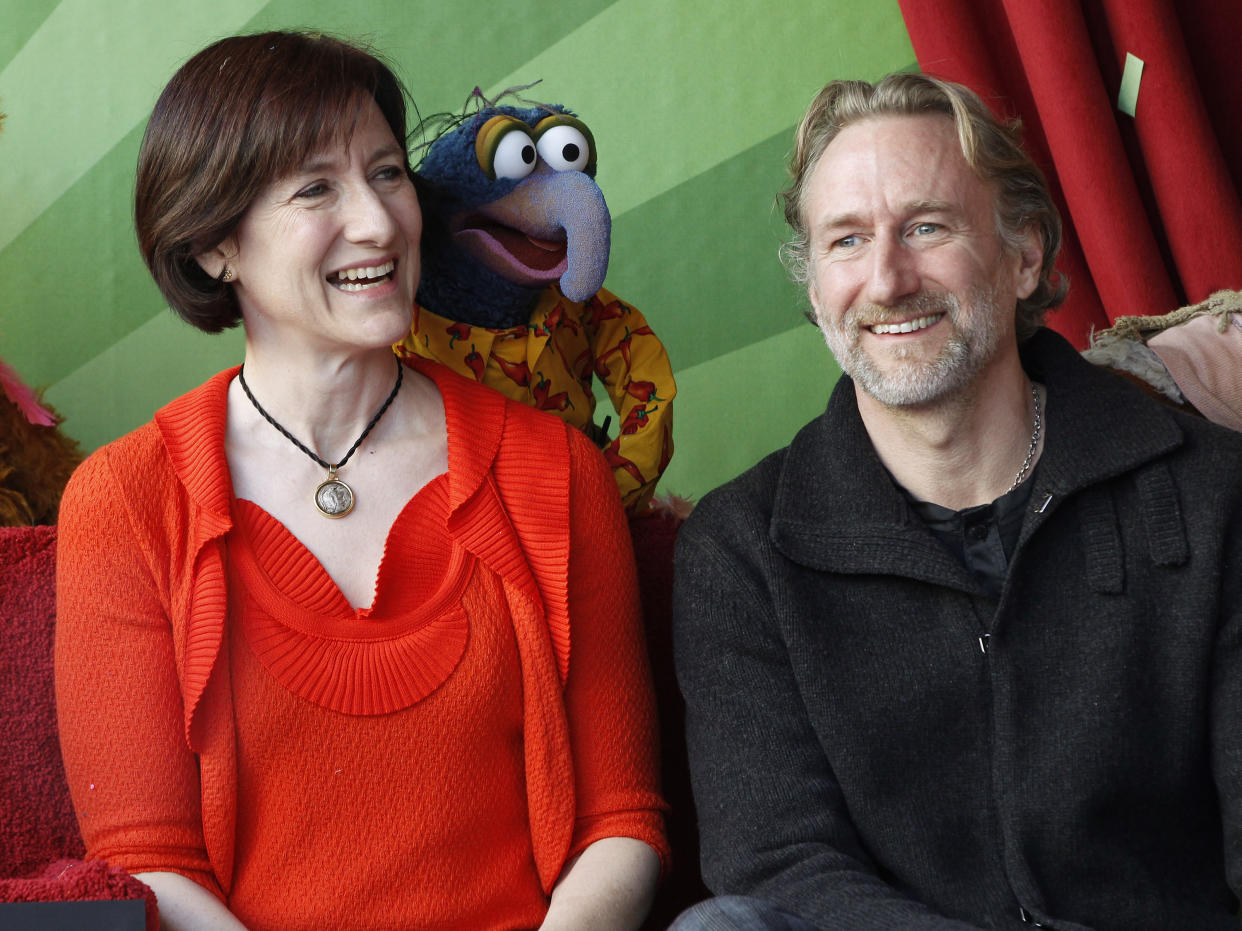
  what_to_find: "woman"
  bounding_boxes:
[55,31,666,931]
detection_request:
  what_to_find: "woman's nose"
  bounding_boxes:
[343,185,399,246]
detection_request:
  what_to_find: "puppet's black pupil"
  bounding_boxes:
[522,145,535,164]
[562,144,580,162]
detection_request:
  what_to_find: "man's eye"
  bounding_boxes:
[912,222,941,236]
[833,235,859,250]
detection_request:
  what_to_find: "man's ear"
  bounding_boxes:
[807,280,826,328]
[1013,227,1043,301]
[194,238,238,282]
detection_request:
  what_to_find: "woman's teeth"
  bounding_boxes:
[869,314,942,335]
[332,259,395,292]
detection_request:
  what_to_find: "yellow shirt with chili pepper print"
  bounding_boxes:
[395,285,675,513]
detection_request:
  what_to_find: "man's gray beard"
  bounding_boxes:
[818,287,1004,408]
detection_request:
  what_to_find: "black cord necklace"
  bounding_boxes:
[237,356,403,518]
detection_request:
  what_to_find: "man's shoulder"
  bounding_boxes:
[1036,327,1242,462]
[1160,405,1242,502]
[685,383,862,538]
[1023,331,1242,542]
[685,407,841,545]
[1164,397,1242,451]
[688,446,790,534]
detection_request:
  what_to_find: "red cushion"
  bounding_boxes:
[629,509,710,929]
[0,858,156,924]
[0,526,84,878]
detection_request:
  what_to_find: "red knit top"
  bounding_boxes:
[55,358,667,929]
[227,475,548,929]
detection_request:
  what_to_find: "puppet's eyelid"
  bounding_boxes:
[533,115,596,175]
[475,115,537,181]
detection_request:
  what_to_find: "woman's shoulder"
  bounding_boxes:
[65,420,169,503]
[64,369,236,519]
[58,420,180,575]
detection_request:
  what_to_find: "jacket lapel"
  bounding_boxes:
[770,374,976,592]
[1016,330,1184,540]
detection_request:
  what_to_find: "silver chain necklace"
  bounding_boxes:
[1006,382,1042,494]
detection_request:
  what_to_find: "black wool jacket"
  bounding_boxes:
[674,329,1242,930]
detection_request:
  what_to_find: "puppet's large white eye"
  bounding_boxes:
[491,127,537,180]
[476,115,538,181]
[534,116,595,174]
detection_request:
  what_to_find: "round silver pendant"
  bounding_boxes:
[314,476,355,518]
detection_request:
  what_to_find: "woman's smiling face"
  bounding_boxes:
[224,97,422,355]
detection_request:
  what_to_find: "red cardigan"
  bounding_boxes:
[55,357,667,912]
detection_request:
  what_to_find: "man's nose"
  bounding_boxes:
[863,235,919,307]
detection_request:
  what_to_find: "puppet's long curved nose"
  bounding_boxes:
[488,167,612,302]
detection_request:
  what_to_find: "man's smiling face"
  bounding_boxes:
[804,113,1038,408]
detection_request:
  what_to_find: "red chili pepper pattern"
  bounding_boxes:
[395,284,676,512]
[463,346,486,381]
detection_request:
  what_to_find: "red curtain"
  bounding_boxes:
[897,0,1242,348]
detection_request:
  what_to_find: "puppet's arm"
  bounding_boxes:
[586,288,676,513]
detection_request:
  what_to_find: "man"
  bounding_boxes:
[672,72,1241,930]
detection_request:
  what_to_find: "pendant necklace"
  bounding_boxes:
[237,356,403,518]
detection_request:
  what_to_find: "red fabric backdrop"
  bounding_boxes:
[897,0,1242,348]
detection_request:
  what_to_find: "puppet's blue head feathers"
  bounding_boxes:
[415,97,611,327]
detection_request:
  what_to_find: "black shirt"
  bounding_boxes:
[902,472,1037,600]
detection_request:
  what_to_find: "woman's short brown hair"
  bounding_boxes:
[135,31,416,332]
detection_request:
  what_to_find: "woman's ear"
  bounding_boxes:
[194,239,238,282]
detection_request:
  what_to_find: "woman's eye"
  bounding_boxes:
[294,182,328,199]
[373,165,405,182]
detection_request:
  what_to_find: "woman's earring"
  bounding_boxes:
[221,265,236,283]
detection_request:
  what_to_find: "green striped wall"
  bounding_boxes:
[1,0,913,500]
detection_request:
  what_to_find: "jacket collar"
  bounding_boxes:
[770,328,1185,577]
[1020,328,1183,493]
